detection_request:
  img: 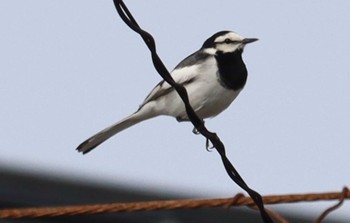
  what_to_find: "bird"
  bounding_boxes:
[76,31,258,154]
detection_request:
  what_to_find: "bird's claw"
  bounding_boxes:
[192,127,200,135]
[206,138,214,151]
[192,124,213,151]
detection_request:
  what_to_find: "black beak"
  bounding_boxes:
[242,38,259,44]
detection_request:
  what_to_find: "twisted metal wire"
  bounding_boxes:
[0,187,348,220]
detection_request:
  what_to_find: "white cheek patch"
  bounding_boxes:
[216,43,241,53]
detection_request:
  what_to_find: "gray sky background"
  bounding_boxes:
[1,1,349,219]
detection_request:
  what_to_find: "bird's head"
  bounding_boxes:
[202,31,258,54]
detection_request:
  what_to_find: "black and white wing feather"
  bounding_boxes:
[139,50,210,109]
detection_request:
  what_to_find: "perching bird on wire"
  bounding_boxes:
[77,31,258,154]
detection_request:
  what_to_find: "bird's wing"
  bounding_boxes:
[138,50,211,109]
[139,65,197,108]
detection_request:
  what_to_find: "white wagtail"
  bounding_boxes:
[77,31,258,154]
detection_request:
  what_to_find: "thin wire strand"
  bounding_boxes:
[0,188,348,219]
[314,187,349,223]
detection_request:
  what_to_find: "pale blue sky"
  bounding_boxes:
[1,1,349,219]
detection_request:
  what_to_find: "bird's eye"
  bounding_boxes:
[224,38,231,43]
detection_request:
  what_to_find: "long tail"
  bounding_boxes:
[76,108,154,154]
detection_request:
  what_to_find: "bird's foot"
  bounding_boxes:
[206,138,214,151]
[192,127,200,135]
